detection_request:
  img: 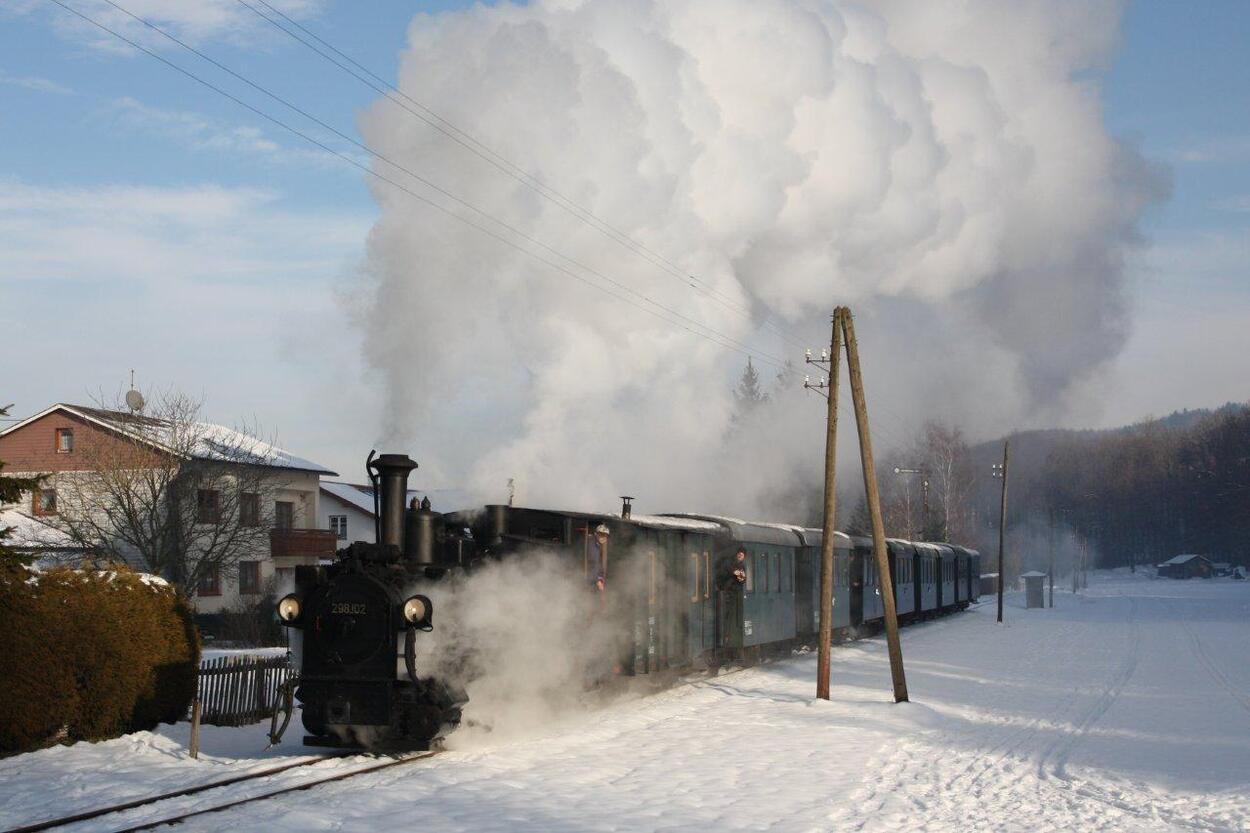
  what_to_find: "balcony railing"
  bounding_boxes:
[270,527,338,562]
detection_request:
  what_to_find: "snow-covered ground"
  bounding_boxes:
[2,571,1247,832]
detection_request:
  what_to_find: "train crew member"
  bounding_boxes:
[590,524,610,591]
[717,546,748,590]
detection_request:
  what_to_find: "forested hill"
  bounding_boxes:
[969,402,1250,568]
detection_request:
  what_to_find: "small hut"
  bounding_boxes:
[1019,571,1046,608]
[1156,554,1213,579]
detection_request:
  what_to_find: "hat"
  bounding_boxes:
[595,524,611,536]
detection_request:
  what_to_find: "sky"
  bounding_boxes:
[0,0,1246,486]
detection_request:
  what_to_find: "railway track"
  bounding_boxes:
[4,751,436,833]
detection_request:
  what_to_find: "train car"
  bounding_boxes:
[888,539,917,621]
[915,542,939,615]
[662,515,803,661]
[935,544,958,611]
[479,504,722,674]
[793,528,852,640]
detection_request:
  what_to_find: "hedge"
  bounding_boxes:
[0,564,200,755]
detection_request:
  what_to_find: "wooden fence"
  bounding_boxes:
[196,655,296,727]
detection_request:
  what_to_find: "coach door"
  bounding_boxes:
[686,539,715,658]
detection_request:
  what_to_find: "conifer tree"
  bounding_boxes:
[731,357,769,425]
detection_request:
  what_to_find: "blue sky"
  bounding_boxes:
[1,0,1247,476]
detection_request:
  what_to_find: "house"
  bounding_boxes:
[319,481,476,546]
[0,403,338,614]
[1156,553,1213,579]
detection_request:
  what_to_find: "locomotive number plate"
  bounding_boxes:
[330,602,368,615]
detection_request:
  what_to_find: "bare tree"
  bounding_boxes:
[920,421,974,542]
[48,390,288,595]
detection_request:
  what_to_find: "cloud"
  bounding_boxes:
[103,97,364,168]
[9,0,322,54]
[0,70,74,95]
[351,0,1167,514]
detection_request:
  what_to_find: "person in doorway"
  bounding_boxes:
[717,546,749,590]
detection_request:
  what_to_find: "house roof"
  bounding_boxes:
[0,404,336,476]
[0,508,86,552]
[1159,554,1210,566]
[320,481,477,515]
[1020,571,1048,578]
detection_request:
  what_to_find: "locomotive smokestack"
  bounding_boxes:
[620,496,633,519]
[369,453,418,551]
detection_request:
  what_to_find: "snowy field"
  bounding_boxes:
[2,571,1247,832]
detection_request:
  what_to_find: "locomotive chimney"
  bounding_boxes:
[620,496,634,519]
[369,453,418,552]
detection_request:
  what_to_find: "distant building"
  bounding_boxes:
[1156,554,1213,579]
[0,403,338,613]
[319,481,476,546]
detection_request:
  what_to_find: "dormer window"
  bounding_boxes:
[56,428,74,453]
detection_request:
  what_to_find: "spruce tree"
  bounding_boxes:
[731,357,769,424]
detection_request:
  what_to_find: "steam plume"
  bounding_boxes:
[356,0,1165,514]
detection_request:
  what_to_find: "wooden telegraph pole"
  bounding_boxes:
[809,311,843,701]
[841,309,908,703]
[806,306,907,703]
[993,441,1009,624]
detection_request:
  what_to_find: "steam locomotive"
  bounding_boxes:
[274,453,473,749]
[273,451,980,750]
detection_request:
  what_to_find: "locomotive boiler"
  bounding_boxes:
[274,452,472,750]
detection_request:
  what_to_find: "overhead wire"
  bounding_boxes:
[51,0,916,453]
[233,0,809,353]
[63,0,790,371]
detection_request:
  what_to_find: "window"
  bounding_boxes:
[689,553,699,602]
[274,501,294,530]
[238,561,261,595]
[240,493,260,527]
[196,489,220,524]
[758,553,768,593]
[329,514,348,539]
[744,551,754,592]
[34,488,57,516]
[773,553,781,593]
[55,427,74,453]
[196,566,221,596]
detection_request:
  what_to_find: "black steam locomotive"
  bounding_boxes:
[274,453,472,750]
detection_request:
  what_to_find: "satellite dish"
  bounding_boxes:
[125,389,145,412]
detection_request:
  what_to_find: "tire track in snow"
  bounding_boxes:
[1172,599,1250,716]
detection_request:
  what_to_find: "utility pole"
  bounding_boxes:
[1048,508,1055,608]
[841,309,908,703]
[804,312,841,701]
[991,441,1009,624]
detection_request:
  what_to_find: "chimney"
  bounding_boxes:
[620,496,634,519]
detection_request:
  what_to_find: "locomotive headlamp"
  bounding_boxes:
[402,594,431,627]
[277,594,301,623]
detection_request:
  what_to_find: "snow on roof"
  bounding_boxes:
[320,482,478,515]
[1019,571,1047,578]
[0,404,336,475]
[0,508,85,551]
[1159,554,1209,566]
[615,513,723,532]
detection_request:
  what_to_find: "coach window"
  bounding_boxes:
[690,553,699,602]
[773,553,781,593]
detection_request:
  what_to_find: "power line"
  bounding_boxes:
[62,0,789,370]
[232,0,809,352]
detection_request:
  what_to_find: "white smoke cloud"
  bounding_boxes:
[355,0,1165,516]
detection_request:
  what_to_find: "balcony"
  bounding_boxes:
[270,527,339,565]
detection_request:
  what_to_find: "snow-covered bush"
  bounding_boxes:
[0,564,199,754]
